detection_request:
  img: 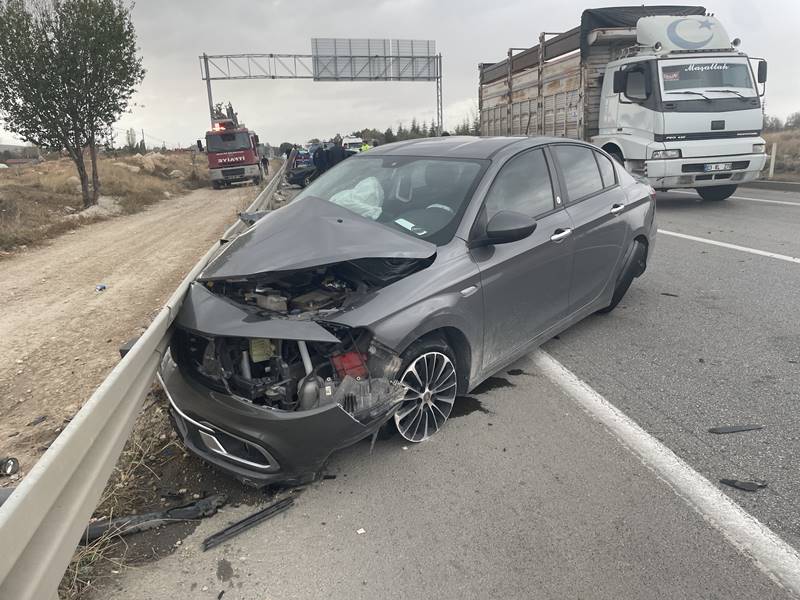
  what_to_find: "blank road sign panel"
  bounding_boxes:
[311,38,436,81]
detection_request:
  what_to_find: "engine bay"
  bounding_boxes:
[171,325,406,424]
[201,256,432,319]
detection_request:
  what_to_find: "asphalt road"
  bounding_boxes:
[101,184,800,599]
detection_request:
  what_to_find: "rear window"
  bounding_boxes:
[595,152,617,188]
[552,145,604,201]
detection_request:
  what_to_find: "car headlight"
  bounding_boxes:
[651,149,682,159]
[752,143,766,153]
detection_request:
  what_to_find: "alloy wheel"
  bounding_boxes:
[394,351,457,442]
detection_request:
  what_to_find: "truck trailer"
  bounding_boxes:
[478,6,768,200]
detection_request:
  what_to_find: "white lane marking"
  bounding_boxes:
[534,350,800,596]
[658,229,800,264]
[668,189,800,207]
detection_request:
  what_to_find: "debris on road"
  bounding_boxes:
[720,479,768,492]
[1,457,19,476]
[708,425,764,434]
[238,211,268,226]
[82,493,227,544]
[26,415,47,426]
[356,528,366,535]
[660,292,679,297]
[201,496,294,551]
[95,283,108,292]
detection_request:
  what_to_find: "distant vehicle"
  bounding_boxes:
[286,165,317,188]
[197,103,265,189]
[342,136,363,152]
[479,6,768,201]
[159,136,655,487]
[293,149,312,168]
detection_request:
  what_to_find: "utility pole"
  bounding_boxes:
[141,128,146,152]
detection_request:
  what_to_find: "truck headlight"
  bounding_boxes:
[752,143,766,153]
[651,149,682,159]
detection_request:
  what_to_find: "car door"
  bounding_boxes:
[470,148,574,372]
[550,144,627,314]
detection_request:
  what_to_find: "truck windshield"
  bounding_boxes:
[206,132,251,152]
[659,59,754,96]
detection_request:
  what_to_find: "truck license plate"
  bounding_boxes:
[704,162,732,172]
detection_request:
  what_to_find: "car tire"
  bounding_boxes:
[302,175,313,188]
[697,185,736,201]
[211,181,220,190]
[597,239,647,314]
[393,335,458,443]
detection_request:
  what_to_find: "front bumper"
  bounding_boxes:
[646,152,767,190]
[158,350,387,487]
[210,164,261,182]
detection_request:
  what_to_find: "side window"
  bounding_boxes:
[595,151,617,188]
[552,145,604,201]
[484,149,555,219]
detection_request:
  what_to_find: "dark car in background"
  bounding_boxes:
[159,136,656,487]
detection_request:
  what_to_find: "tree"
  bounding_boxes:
[786,112,800,130]
[763,115,783,132]
[308,138,321,145]
[0,0,144,208]
[384,127,396,144]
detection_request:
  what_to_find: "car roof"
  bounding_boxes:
[364,135,579,160]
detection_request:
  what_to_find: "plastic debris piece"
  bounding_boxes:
[95,283,107,292]
[202,497,294,551]
[720,479,767,492]
[1,457,19,476]
[356,528,366,535]
[708,425,763,434]
[82,494,227,543]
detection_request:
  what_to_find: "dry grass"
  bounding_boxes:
[764,130,800,181]
[0,150,211,252]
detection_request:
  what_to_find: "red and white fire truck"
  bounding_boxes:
[198,104,265,189]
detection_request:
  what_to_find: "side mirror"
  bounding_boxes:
[472,211,537,248]
[757,60,767,84]
[253,134,260,145]
[613,70,627,94]
[196,139,203,152]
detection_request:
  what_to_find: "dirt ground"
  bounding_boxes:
[0,182,259,482]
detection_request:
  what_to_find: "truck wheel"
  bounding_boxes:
[697,185,736,201]
[212,181,220,190]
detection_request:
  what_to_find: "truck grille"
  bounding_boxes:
[682,161,749,173]
[222,167,245,177]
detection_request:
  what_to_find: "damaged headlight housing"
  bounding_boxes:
[651,149,682,159]
[752,143,766,154]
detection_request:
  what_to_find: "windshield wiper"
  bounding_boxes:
[666,90,711,101]
[707,89,748,100]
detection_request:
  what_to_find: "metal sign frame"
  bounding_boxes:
[200,39,443,135]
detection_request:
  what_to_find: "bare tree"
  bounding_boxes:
[0,0,144,208]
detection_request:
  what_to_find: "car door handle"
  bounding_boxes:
[610,203,625,215]
[550,228,572,242]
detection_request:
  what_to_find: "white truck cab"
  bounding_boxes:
[594,15,767,200]
[478,7,768,201]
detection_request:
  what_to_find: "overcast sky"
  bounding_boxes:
[1,0,797,147]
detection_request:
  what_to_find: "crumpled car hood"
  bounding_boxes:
[176,282,341,343]
[200,196,436,281]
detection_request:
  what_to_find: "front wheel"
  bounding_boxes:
[697,185,736,201]
[394,336,458,443]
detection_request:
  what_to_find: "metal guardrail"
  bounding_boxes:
[0,161,288,600]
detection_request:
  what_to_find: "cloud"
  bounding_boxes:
[2,0,797,146]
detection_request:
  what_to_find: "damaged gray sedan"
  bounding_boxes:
[159,136,656,486]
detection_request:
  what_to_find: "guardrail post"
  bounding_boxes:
[768,142,777,179]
